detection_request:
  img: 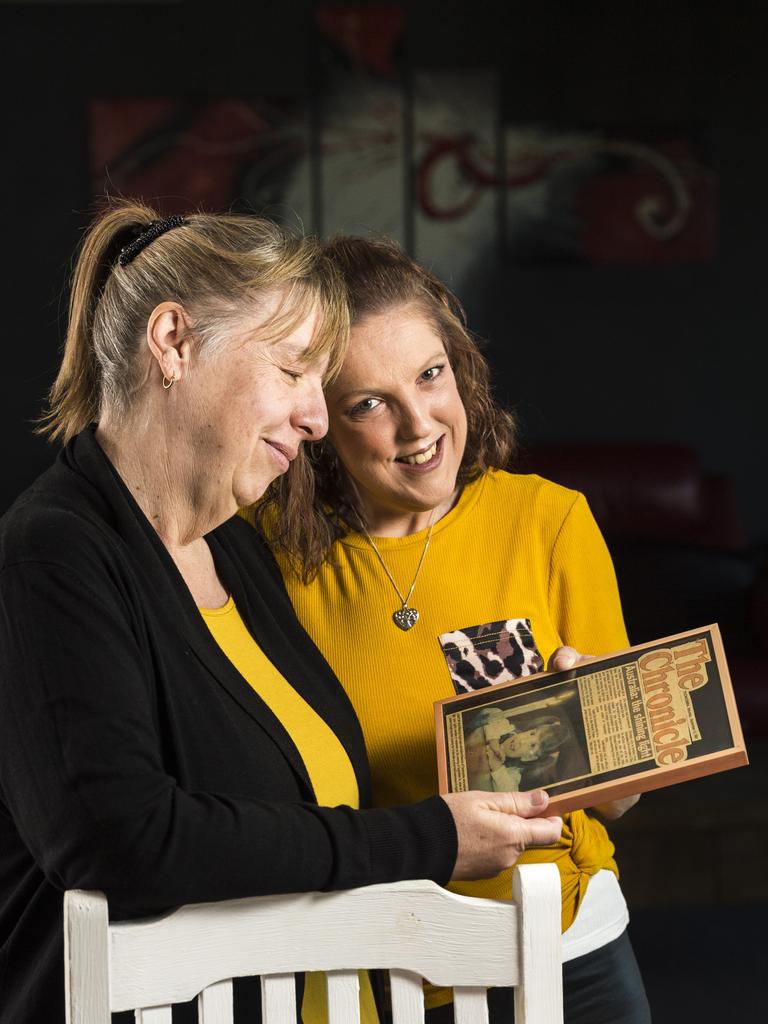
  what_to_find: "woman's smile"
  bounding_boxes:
[394,434,444,470]
[264,438,297,473]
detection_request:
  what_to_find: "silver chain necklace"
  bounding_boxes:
[355,510,435,631]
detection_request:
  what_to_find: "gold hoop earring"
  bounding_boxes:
[162,375,175,390]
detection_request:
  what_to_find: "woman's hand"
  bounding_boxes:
[547,645,594,672]
[442,789,562,881]
[590,794,641,820]
[547,646,641,819]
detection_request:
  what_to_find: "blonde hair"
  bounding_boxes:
[41,200,349,442]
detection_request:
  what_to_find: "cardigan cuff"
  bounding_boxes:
[359,795,458,888]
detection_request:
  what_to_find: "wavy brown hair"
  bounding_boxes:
[257,235,516,580]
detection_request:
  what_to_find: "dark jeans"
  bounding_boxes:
[423,930,651,1024]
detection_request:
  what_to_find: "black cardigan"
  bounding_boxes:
[0,428,456,1024]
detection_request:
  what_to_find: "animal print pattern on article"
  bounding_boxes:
[439,619,544,693]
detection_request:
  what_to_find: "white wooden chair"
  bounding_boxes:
[64,864,562,1024]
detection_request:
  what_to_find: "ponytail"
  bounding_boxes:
[39,201,157,442]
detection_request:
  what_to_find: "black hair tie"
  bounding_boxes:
[117,215,187,267]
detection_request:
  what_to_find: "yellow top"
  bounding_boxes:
[200,597,377,1024]
[273,470,629,1009]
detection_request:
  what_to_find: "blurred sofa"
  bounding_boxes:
[519,442,767,739]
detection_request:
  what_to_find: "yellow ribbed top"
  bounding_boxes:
[273,470,629,1010]
[200,597,377,1024]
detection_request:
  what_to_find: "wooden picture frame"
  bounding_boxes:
[435,624,748,815]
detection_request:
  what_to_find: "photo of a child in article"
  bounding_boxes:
[462,687,590,791]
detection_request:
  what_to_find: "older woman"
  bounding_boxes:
[0,206,561,1024]
[264,236,650,1024]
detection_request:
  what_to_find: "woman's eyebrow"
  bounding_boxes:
[332,351,447,402]
[333,383,378,400]
[420,349,448,368]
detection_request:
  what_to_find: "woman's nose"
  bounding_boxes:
[295,381,329,440]
[398,398,431,440]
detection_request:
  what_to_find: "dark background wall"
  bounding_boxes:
[1,0,766,543]
[1,4,767,1021]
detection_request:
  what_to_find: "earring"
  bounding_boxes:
[162,374,176,390]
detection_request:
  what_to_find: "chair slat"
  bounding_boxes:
[326,969,360,1024]
[513,865,563,1024]
[134,1007,172,1024]
[261,972,297,1024]
[64,890,109,1024]
[454,987,490,1024]
[389,969,425,1024]
[198,978,234,1024]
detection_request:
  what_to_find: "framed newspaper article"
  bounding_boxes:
[435,624,748,814]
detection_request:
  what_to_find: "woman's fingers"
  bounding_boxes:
[442,789,563,881]
[591,793,641,820]
[547,645,595,672]
[523,816,566,847]
[487,787,550,816]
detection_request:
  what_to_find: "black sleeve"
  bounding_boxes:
[0,558,456,914]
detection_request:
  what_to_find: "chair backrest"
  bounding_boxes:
[64,864,562,1024]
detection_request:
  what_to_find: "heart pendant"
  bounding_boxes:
[393,606,419,631]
